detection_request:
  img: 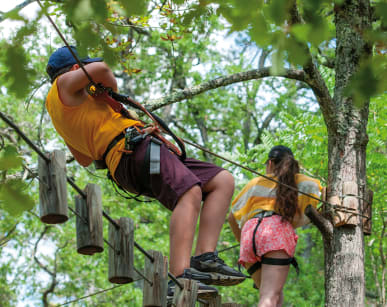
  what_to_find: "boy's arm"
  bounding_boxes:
[228,212,241,243]
[58,62,117,97]
[65,142,93,167]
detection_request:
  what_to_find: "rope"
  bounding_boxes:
[182,138,368,217]
[57,284,127,306]
[0,111,187,291]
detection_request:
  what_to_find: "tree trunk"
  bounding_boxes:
[324,1,372,305]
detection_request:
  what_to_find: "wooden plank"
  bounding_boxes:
[172,279,198,307]
[200,295,221,307]
[143,250,168,307]
[38,150,68,224]
[362,189,373,235]
[108,217,135,284]
[75,183,104,255]
[334,181,359,227]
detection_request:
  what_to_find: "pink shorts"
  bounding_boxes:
[239,215,298,267]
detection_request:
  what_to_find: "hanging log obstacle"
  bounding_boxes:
[171,279,198,307]
[108,217,135,284]
[334,181,359,227]
[38,150,68,224]
[199,295,221,307]
[75,183,104,255]
[143,250,168,307]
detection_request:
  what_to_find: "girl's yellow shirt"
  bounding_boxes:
[232,173,322,228]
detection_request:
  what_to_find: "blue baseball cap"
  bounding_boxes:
[46,46,103,81]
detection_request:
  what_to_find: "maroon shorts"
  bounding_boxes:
[114,137,224,211]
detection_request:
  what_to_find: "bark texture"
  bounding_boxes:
[324,1,372,306]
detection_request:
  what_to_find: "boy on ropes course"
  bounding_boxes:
[228,145,322,307]
[45,46,245,299]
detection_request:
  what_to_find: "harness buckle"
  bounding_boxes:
[124,126,145,151]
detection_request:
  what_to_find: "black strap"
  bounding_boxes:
[110,91,186,161]
[252,217,263,257]
[251,211,277,256]
[247,257,300,276]
[249,210,300,276]
[94,132,125,170]
[261,257,300,275]
[247,261,262,276]
[102,132,125,162]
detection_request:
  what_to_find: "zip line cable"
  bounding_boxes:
[33,0,357,217]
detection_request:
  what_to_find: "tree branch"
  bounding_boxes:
[144,67,307,111]
[0,0,36,23]
[288,3,336,130]
[0,224,18,247]
[305,205,333,240]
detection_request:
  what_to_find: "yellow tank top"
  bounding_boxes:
[231,173,322,228]
[45,78,141,176]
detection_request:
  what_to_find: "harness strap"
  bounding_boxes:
[247,257,299,276]
[94,132,125,169]
[149,137,162,175]
[248,210,300,276]
[88,84,186,160]
[247,261,262,276]
[252,210,277,256]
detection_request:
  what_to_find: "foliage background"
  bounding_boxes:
[0,0,385,306]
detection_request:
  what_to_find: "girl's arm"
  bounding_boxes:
[228,212,241,243]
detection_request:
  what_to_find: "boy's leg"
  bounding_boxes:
[168,184,219,299]
[195,170,235,255]
[169,184,202,276]
[190,170,246,285]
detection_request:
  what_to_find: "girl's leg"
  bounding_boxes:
[258,250,290,307]
[244,262,262,289]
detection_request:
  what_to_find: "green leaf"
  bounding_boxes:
[102,44,118,67]
[285,38,309,66]
[291,24,312,42]
[0,180,34,216]
[74,23,101,49]
[344,55,387,106]
[270,50,286,75]
[0,146,23,171]
[374,2,387,26]
[90,0,108,23]
[266,0,291,26]
[2,8,27,22]
[118,0,148,16]
[1,44,35,99]
[248,12,270,46]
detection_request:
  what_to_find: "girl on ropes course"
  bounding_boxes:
[228,145,322,307]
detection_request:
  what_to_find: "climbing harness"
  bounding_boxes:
[88,83,186,164]
[86,83,186,201]
[247,211,300,277]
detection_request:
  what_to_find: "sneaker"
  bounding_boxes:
[167,268,218,301]
[190,251,246,286]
